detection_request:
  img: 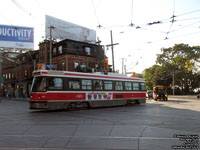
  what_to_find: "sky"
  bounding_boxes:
[0,0,200,73]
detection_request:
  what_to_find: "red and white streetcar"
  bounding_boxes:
[30,69,146,110]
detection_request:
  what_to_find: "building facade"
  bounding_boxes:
[39,39,105,72]
[2,51,38,98]
[2,39,105,98]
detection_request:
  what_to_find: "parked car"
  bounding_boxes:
[146,90,153,99]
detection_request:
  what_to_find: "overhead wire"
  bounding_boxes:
[166,31,200,40]
[147,29,200,45]
[96,7,200,33]
[11,0,43,26]
[165,0,176,40]
[170,19,200,33]
[9,0,200,49]
[177,9,200,17]
[91,0,102,28]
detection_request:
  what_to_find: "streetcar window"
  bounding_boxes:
[104,81,113,90]
[133,82,139,91]
[115,81,123,91]
[69,79,80,90]
[93,80,103,90]
[140,83,146,91]
[82,80,92,90]
[48,77,63,90]
[31,77,46,92]
[125,82,132,91]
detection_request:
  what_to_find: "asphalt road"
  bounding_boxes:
[0,96,199,150]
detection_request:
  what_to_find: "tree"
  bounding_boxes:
[156,43,200,94]
[143,65,160,90]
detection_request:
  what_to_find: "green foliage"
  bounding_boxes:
[143,43,200,94]
[136,73,143,78]
[143,65,160,90]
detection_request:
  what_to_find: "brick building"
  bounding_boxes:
[2,38,105,98]
[39,39,105,72]
[2,50,38,98]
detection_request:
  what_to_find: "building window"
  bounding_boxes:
[58,46,62,54]
[85,47,91,55]
[74,61,79,69]
[9,73,11,79]
[24,70,28,77]
[53,47,57,56]
[61,61,65,71]
[95,64,99,69]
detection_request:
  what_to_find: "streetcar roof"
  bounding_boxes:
[33,70,145,82]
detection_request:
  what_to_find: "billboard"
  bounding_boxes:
[45,15,96,43]
[0,24,34,49]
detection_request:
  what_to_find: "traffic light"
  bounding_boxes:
[104,59,109,71]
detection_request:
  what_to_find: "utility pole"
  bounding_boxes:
[49,26,55,66]
[110,30,114,72]
[106,30,119,72]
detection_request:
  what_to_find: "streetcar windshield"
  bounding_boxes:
[31,77,46,92]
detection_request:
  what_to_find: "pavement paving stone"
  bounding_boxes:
[0,136,48,148]
[67,136,139,150]
[73,125,113,136]
[142,126,200,139]
[109,125,146,137]
[43,137,70,148]
[139,138,184,150]
[24,125,78,136]
[0,125,31,135]
[0,97,200,149]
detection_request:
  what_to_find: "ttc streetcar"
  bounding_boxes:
[30,70,146,110]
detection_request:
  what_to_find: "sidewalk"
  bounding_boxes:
[1,97,29,101]
[169,95,198,100]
